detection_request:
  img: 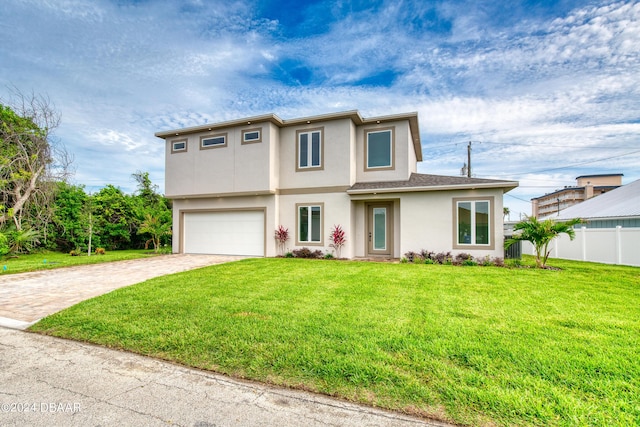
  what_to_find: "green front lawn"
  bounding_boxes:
[31,257,640,426]
[1,250,161,275]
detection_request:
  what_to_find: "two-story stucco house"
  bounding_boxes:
[156,110,518,259]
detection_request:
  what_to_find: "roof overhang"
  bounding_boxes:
[155,110,423,161]
[347,181,519,196]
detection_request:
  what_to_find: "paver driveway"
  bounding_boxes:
[0,254,245,329]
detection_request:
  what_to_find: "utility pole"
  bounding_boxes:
[466,141,472,177]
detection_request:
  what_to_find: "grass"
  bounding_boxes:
[31,257,640,426]
[0,249,161,274]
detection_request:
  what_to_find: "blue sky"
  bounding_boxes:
[1,0,639,219]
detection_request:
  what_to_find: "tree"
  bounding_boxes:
[505,216,581,268]
[0,91,71,233]
[131,171,171,251]
[137,213,171,253]
[92,185,134,250]
[49,182,88,252]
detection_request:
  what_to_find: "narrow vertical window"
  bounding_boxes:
[297,204,323,244]
[296,128,323,170]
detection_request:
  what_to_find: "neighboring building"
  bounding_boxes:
[156,110,518,259]
[531,174,623,218]
[523,179,640,266]
[555,178,640,228]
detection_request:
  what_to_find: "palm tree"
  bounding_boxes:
[138,213,172,253]
[503,207,510,221]
[505,216,581,268]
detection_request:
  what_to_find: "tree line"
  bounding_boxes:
[1,91,171,256]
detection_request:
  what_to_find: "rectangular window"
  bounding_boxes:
[296,128,323,171]
[242,128,262,144]
[200,133,227,150]
[365,128,394,170]
[171,139,187,153]
[297,204,323,244]
[455,199,491,246]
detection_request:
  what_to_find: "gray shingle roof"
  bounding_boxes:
[348,173,518,193]
[555,179,640,220]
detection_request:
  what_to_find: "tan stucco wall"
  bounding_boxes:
[278,119,355,189]
[399,189,506,259]
[171,195,278,256]
[165,122,275,197]
[277,192,353,257]
[355,120,413,183]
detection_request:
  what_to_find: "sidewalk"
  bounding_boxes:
[0,328,446,427]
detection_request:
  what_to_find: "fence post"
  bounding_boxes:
[581,226,587,261]
[616,225,622,265]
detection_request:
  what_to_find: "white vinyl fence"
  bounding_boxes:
[522,226,640,267]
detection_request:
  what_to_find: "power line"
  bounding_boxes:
[497,149,640,177]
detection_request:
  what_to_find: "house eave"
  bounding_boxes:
[155,109,422,161]
[167,190,277,200]
[347,181,519,195]
[154,114,284,139]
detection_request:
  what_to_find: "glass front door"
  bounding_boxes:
[367,203,392,256]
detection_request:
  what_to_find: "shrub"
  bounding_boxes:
[274,225,289,256]
[95,247,106,255]
[292,247,324,259]
[404,251,421,263]
[420,249,433,260]
[284,252,294,258]
[0,233,8,257]
[328,225,346,258]
[69,250,80,256]
[453,253,474,266]
[433,251,452,265]
[324,252,334,259]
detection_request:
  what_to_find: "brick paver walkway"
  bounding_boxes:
[0,254,245,327]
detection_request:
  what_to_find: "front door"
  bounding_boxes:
[367,202,393,257]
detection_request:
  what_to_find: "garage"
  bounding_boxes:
[182,210,265,256]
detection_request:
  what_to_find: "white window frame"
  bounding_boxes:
[453,197,494,249]
[296,127,324,171]
[171,139,187,153]
[365,127,394,171]
[296,203,324,245]
[242,128,262,144]
[200,133,227,150]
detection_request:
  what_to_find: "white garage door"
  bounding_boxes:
[183,211,264,256]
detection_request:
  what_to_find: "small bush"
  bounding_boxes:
[328,225,346,258]
[492,257,505,267]
[292,247,324,259]
[284,252,294,258]
[424,258,434,264]
[69,250,80,256]
[324,253,334,259]
[420,249,433,260]
[404,251,422,263]
[433,251,452,265]
[95,247,106,255]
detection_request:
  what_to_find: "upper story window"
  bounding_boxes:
[365,127,394,170]
[296,127,323,171]
[453,197,494,249]
[200,133,227,150]
[242,128,262,144]
[171,138,188,154]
